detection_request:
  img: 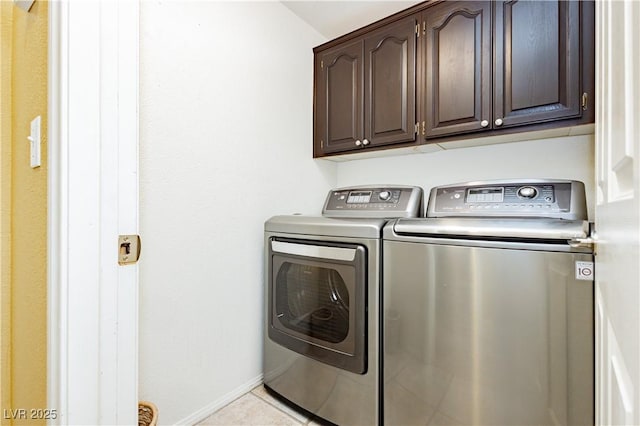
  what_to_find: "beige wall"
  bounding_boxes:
[0,1,13,421]
[0,1,48,424]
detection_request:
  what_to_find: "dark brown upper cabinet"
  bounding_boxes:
[424,1,492,137]
[364,16,418,148]
[494,0,582,128]
[314,16,418,156]
[425,0,584,138]
[314,39,364,155]
[313,0,594,157]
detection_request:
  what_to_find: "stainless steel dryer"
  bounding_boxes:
[383,179,594,426]
[264,186,422,426]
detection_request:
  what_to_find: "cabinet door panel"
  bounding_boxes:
[425,2,491,137]
[495,0,581,127]
[365,16,417,147]
[316,41,363,154]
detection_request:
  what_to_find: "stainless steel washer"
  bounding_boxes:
[383,179,594,426]
[264,186,422,426]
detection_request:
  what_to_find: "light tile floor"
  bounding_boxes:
[198,385,331,426]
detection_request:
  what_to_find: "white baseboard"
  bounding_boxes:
[175,373,264,425]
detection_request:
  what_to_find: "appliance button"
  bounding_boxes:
[379,191,391,201]
[545,196,552,202]
[454,193,461,199]
[518,186,538,199]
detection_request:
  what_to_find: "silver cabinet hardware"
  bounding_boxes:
[481,120,489,128]
[355,140,362,146]
[362,139,370,146]
[494,118,504,127]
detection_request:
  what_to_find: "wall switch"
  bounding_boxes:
[28,116,41,168]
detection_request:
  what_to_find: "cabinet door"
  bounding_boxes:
[315,40,364,155]
[424,2,491,138]
[364,16,417,147]
[494,0,581,128]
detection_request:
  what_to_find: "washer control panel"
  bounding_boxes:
[427,180,587,220]
[323,186,423,218]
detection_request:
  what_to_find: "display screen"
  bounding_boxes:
[347,191,372,204]
[466,187,504,203]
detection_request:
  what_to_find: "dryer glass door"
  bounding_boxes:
[268,238,367,374]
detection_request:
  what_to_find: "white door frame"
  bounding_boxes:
[594,0,640,424]
[47,1,139,424]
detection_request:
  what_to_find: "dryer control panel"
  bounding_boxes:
[427,180,587,221]
[323,186,423,218]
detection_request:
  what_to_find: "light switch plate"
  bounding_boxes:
[29,116,41,168]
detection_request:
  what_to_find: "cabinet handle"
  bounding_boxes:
[362,139,370,146]
[480,120,489,128]
[355,140,362,146]
[495,118,504,127]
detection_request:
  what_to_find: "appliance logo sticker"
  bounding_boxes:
[575,261,594,281]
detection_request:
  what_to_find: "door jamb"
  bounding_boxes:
[47,2,140,423]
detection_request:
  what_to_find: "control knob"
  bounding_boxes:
[517,186,538,199]
[379,191,391,201]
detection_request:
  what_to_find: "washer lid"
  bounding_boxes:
[265,215,387,239]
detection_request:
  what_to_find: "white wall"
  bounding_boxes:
[139,2,331,424]
[335,135,595,219]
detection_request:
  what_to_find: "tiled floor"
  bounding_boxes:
[198,385,330,426]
